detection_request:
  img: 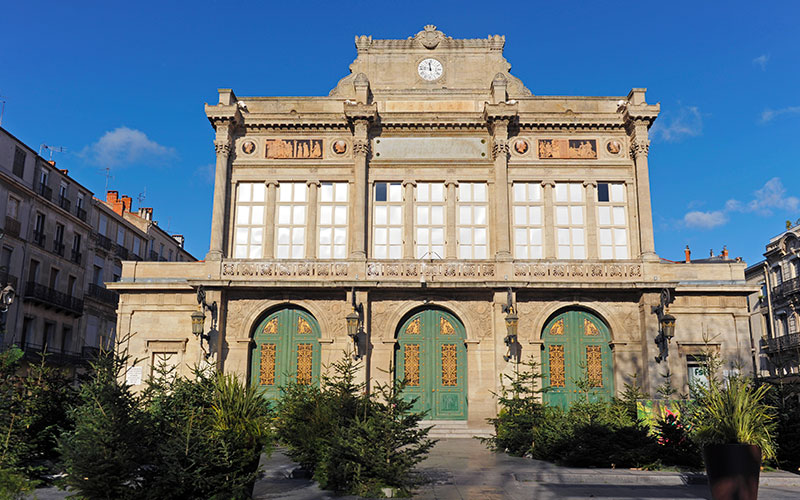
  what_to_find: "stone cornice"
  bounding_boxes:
[205,104,243,130]
[623,103,660,132]
[483,102,519,122]
[344,102,378,122]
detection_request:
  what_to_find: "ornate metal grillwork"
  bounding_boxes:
[549,345,565,387]
[263,318,278,335]
[406,317,420,335]
[404,344,420,386]
[297,317,312,334]
[440,317,455,335]
[259,344,276,385]
[586,345,603,387]
[296,344,313,385]
[584,318,600,336]
[550,318,564,335]
[441,344,458,386]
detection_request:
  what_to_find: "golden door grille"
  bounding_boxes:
[404,344,420,386]
[296,344,313,385]
[586,345,603,387]
[259,344,276,385]
[549,344,565,387]
[441,344,458,386]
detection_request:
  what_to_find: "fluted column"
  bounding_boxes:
[207,121,234,261]
[306,180,319,258]
[350,123,369,259]
[445,180,457,259]
[630,134,656,260]
[485,102,517,262]
[264,181,278,258]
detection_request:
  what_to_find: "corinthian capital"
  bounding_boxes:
[352,139,370,158]
[214,142,232,156]
[492,140,510,160]
[630,139,650,159]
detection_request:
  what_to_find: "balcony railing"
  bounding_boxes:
[33,230,46,248]
[773,277,800,299]
[4,216,21,238]
[76,206,87,221]
[765,333,800,354]
[0,268,18,289]
[71,249,82,265]
[130,253,143,261]
[53,240,65,257]
[58,196,71,212]
[149,250,159,261]
[87,283,119,306]
[116,245,129,260]
[37,183,52,201]
[19,342,84,366]
[95,233,113,251]
[23,281,83,316]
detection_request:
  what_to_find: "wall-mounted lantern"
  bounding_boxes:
[192,285,217,359]
[652,288,676,363]
[502,288,521,363]
[0,284,16,337]
[346,288,366,360]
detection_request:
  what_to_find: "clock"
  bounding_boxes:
[417,58,443,81]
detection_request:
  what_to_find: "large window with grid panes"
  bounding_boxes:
[596,182,628,259]
[233,182,266,259]
[512,182,544,259]
[276,183,308,259]
[415,182,446,259]
[373,182,403,259]
[554,183,586,259]
[457,183,488,259]
[318,182,348,259]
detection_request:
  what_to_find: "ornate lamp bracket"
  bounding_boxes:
[652,288,676,363]
[502,288,521,363]
[193,285,218,359]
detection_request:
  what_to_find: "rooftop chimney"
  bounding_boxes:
[684,245,691,263]
[139,207,153,221]
[722,246,728,259]
[59,169,69,176]
[120,195,132,213]
[48,160,56,167]
[106,190,119,203]
[172,234,185,248]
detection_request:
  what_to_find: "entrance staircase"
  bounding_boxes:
[420,420,493,439]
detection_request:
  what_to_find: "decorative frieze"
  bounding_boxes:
[366,261,496,279]
[512,262,642,280]
[537,138,597,159]
[222,261,350,278]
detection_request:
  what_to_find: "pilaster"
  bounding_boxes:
[207,122,234,261]
[445,180,458,259]
[484,102,517,262]
[542,180,556,259]
[264,181,278,259]
[345,101,377,260]
[584,181,598,259]
[403,180,415,259]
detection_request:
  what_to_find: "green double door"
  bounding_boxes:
[542,310,614,408]
[250,308,321,400]
[395,309,467,420]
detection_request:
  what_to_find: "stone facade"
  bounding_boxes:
[110,27,753,429]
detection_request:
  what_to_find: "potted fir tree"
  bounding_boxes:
[693,370,775,500]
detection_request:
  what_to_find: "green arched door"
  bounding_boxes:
[542,310,614,408]
[250,308,321,400]
[396,309,467,420]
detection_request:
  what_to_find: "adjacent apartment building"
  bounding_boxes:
[110,27,754,432]
[0,126,196,371]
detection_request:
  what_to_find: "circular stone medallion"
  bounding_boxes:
[606,140,621,155]
[332,140,348,154]
[514,139,529,155]
[242,141,256,154]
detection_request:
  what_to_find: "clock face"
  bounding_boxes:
[418,58,443,81]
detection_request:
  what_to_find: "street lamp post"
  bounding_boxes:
[652,289,677,363]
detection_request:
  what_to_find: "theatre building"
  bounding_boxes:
[111,26,753,432]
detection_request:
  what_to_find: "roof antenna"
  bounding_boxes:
[137,186,147,207]
[0,93,6,127]
[39,144,66,161]
[100,167,114,193]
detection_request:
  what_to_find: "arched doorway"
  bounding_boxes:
[250,307,321,400]
[395,308,467,420]
[542,309,614,408]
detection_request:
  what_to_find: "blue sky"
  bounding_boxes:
[2,1,798,265]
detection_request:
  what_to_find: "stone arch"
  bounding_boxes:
[376,300,482,343]
[231,298,347,344]
[527,299,621,343]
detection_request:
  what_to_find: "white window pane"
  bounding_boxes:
[320,206,333,225]
[529,184,541,202]
[614,228,627,245]
[389,228,402,244]
[556,207,569,225]
[431,206,444,225]
[513,206,526,225]
[291,246,303,258]
[431,228,444,245]
[529,207,542,226]
[251,228,263,244]
[417,229,429,244]
[389,206,402,222]
[515,245,527,259]
[555,184,568,202]
[237,206,250,225]
[335,183,348,201]
[613,207,626,225]
[252,183,265,202]
[611,184,624,202]
[558,246,571,259]
[513,184,525,202]
[320,227,332,244]
[293,206,305,225]
[459,206,472,225]
[319,246,331,258]
[277,228,290,244]
[474,206,486,225]
[279,185,292,201]
[598,206,611,225]
[460,247,472,259]
[292,228,304,244]
[251,207,264,225]
[514,228,527,245]
[616,246,628,259]
[474,228,487,245]
[417,206,429,225]
[573,246,586,259]
[572,228,585,245]
[571,206,583,225]
[238,183,252,202]
[294,183,307,202]
[461,228,473,244]
[530,228,543,244]
[389,183,402,202]
[375,206,387,225]
[599,228,613,245]
[529,246,542,259]
[433,245,445,256]
[557,228,570,245]
[431,183,444,202]
[374,228,387,244]
[321,183,334,202]
[389,246,402,259]
[417,183,429,202]
[461,185,473,202]
[249,246,261,259]
[236,228,249,244]
[374,246,387,259]
[234,245,247,258]
[474,183,487,202]
[474,246,487,259]
[334,228,346,244]
[278,206,291,224]
[600,246,613,259]
[569,184,583,202]
[333,246,346,259]
[334,206,347,225]
[276,246,289,258]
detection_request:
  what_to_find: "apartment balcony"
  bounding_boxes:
[773,277,800,300]
[76,206,87,222]
[130,253,143,261]
[58,196,71,212]
[4,216,21,239]
[32,230,46,248]
[94,233,113,251]
[53,240,65,257]
[37,183,52,202]
[0,269,18,289]
[87,283,119,306]
[116,245,129,260]
[71,249,82,265]
[23,281,83,316]
[19,342,84,366]
[765,333,800,354]
[149,250,159,261]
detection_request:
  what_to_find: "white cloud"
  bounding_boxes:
[81,126,176,167]
[752,54,770,70]
[193,163,215,185]
[760,106,800,123]
[650,105,703,142]
[683,177,798,229]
